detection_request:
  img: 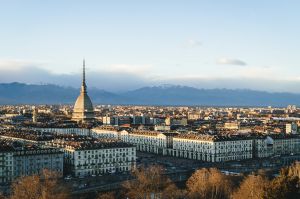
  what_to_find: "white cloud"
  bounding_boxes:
[183,39,202,48]
[217,58,247,66]
[1,59,300,93]
[0,61,151,92]
[0,59,36,70]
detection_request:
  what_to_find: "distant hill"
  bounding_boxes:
[0,82,300,106]
[122,85,300,106]
[0,82,117,105]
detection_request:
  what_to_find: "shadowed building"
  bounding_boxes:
[72,60,95,123]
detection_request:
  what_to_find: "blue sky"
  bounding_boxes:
[0,1,300,92]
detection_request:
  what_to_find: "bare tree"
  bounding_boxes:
[96,192,116,199]
[186,168,233,199]
[122,165,180,199]
[287,161,300,184]
[0,192,6,199]
[265,165,300,199]
[232,175,269,199]
[10,169,70,199]
[10,175,41,199]
[161,183,185,199]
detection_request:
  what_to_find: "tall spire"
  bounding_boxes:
[73,60,95,123]
[83,59,86,84]
[81,59,87,93]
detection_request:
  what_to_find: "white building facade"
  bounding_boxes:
[171,134,253,162]
[91,127,119,139]
[120,130,176,155]
[254,135,300,158]
[49,139,136,177]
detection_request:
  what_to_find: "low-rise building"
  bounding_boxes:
[286,123,298,134]
[120,130,177,155]
[92,126,119,139]
[188,112,201,120]
[0,139,63,184]
[254,134,300,158]
[224,122,239,130]
[154,125,171,132]
[48,137,136,177]
[102,116,114,125]
[13,146,63,178]
[171,118,188,126]
[171,134,253,162]
[0,142,14,184]
[33,127,90,136]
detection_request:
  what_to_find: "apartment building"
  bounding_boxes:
[48,138,136,177]
[120,130,177,155]
[33,127,90,136]
[92,126,119,139]
[171,134,252,162]
[254,134,300,158]
[13,146,63,178]
[0,139,63,184]
[0,141,13,184]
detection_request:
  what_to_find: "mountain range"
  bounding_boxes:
[0,82,300,106]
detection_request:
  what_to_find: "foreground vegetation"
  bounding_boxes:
[1,162,300,199]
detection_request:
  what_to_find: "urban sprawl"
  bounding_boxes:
[1,62,300,195]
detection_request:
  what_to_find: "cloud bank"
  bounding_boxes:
[217,58,247,66]
[0,60,300,93]
[0,60,149,92]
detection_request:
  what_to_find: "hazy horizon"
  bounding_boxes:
[3,81,300,96]
[1,1,300,92]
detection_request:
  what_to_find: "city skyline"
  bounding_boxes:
[2,2,300,198]
[1,1,300,92]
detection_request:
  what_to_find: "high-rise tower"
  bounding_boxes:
[72,60,94,123]
[32,106,38,123]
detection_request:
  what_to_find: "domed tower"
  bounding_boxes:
[72,60,94,123]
